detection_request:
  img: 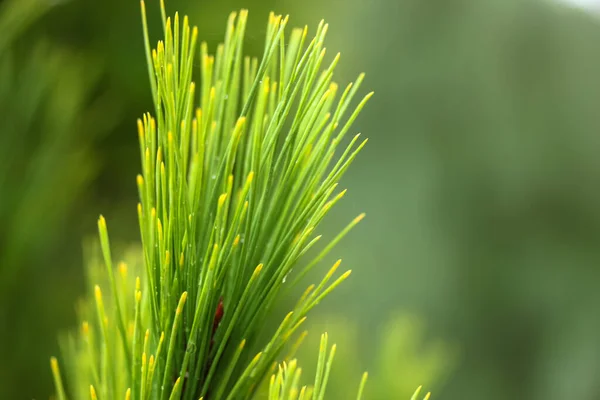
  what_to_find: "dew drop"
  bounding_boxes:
[187,343,197,354]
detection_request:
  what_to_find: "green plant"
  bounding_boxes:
[50,1,428,398]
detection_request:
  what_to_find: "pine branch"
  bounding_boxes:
[43,1,434,399]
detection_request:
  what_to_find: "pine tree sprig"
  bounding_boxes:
[50,0,393,398]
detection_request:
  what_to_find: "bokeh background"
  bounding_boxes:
[2,0,600,398]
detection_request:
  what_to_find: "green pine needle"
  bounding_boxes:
[410,386,432,400]
[45,0,412,399]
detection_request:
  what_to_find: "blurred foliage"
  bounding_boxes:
[335,1,600,399]
[299,315,456,399]
[0,0,121,397]
[3,0,600,399]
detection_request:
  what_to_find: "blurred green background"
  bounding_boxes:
[3,0,600,398]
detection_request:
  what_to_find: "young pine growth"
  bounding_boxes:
[45,1,427,399]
